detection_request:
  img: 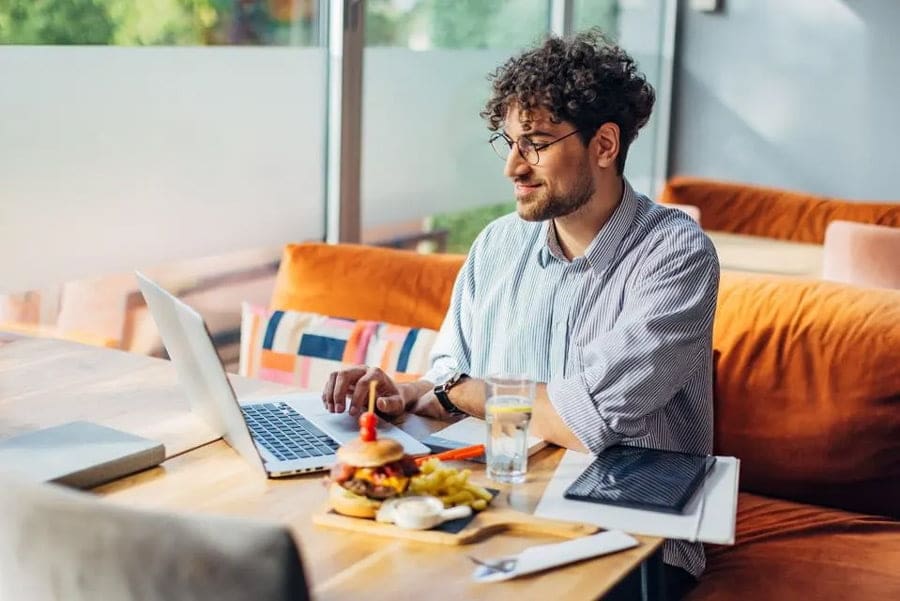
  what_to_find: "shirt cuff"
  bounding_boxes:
[423,364,455,387]
[547,374,620,455]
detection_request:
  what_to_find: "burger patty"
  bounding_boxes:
[342,479,399,500]
[330,456,420,484]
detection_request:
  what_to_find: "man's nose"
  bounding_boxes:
[503,146,531,179]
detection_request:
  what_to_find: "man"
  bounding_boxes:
[323,31,718,599]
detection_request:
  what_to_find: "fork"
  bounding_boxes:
[467,555,518,574]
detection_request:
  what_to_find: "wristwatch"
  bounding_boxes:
[433,371,469,416]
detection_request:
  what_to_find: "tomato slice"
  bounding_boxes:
[359,427,376,442]
[359,412,377,431]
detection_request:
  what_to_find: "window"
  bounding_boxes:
[361,0,555,252]
[1,0,328,362]
[361,0,674,255]
[1,0,675,353]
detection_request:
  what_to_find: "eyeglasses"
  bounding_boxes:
[489,129,582,165]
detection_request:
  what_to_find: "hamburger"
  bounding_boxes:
[328,437,420,518]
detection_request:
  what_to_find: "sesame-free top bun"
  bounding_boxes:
[336,438,405,467]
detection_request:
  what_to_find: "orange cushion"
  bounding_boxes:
[713,272,900,516]
[688,493,900,600]
[660,177,900,243]
[270,243,466,331]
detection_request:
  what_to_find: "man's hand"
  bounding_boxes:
[322,366,408,417]
[409,390,453,420]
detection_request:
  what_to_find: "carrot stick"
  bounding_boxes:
[415,444,486,465]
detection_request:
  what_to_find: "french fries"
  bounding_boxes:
[409,458,493,511]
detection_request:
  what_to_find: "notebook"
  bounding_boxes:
[564,445,716,514]
[423,416,547,462]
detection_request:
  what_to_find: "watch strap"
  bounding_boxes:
[434,372,468,416]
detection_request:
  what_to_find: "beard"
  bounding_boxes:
[516,169,595,222]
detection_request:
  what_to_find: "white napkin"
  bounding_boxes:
[471,530,639,583]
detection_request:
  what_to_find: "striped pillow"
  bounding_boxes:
[239,303,438,391]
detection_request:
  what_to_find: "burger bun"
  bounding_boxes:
[336,438,405,467]
[329,482,382,518]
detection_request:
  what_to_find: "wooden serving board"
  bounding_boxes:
[312,506,599,545]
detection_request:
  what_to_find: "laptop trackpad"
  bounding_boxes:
[311,413,428,455]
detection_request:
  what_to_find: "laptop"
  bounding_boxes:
[136,272,429,478]
[0,421,165,489]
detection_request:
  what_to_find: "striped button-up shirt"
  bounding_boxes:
[424,179,720,577]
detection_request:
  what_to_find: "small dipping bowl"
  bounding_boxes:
[388,496,472,530]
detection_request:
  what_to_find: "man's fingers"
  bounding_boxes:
[376,395,404,417]
[322,372,337,412]
[350,368,387,417]
[332,366,367,413]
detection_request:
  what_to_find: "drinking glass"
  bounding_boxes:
[484,374,535,484]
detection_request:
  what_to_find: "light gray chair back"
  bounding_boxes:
[0,474,310,601]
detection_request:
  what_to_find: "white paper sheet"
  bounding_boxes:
[534,450,740,545]
[434,417,547,455]
[472,530,639,582]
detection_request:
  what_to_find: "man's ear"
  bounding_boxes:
[592,123,620,170]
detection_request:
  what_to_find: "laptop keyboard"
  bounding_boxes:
[241,402,340,462]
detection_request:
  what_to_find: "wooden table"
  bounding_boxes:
[0,336,664,600]
[708,231,823,278]
[0,336,288,456]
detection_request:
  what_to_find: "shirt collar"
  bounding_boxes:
[536,221,563,267]
[536,178,638,273]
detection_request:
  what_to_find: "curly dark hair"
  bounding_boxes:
[481,29,655,174]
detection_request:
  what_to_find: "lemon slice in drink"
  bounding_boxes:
[487,404,532,414]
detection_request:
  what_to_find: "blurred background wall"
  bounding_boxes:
[671,0,900,199]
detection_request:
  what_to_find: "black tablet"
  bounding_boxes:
[564,445,716,514]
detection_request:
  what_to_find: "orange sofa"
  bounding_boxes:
[271,242,900,600]
[660,177,900,243]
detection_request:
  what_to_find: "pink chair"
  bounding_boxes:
[822,220,900,289]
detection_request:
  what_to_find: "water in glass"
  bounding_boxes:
[485,395,532,484]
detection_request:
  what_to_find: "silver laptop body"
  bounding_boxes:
[136,272,428,477]
[0,421,165,489]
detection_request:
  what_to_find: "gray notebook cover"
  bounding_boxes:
[0,421,165,489]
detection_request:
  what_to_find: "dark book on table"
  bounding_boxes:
[564,445,716,514]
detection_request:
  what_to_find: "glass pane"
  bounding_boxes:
[573,0,620,36]
[366,0,550,50]
[366,0,549,48]
[0,0,321,46]
[361,0,552,251]
[575,0,670,199]
[0,1,327,361]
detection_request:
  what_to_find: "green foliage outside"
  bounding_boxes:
[2,0,618,47]
[0,0,311,45]
[366,0,549,48]
[429,201,516,255]
[367,0,618,48]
